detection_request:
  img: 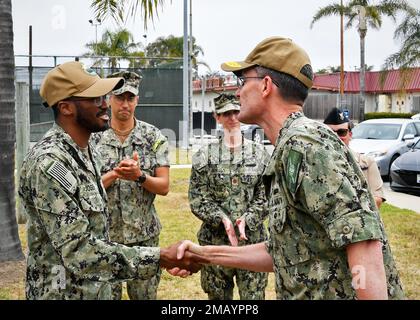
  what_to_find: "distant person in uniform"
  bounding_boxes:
[324,107,386,209]
[174,36,404,300]
[91,71,169,300]
[18,61,203,300]
[188,93,269,300]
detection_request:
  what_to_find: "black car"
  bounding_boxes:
[390,139,420,195]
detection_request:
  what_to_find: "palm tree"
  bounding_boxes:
[84,28,145,72]
[383,9,420,70]
[0,0,24,262]
[381,9,420,89]
[91,0,167,30]
[311,0,415,118]
[145,35,208,74]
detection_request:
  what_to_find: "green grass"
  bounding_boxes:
[1,168,418,300]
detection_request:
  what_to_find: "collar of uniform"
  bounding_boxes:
[48,123,96,175]
[102,118,140,147]
[274,111,304,146]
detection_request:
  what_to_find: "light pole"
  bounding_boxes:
[89,18,101,55]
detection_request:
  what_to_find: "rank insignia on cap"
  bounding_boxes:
[225,62,242,68]
[46,161,77,193]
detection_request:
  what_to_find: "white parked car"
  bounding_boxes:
[350,118,420,177]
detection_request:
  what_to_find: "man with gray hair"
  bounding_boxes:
[91,70,170,300]
[176,37,404,300]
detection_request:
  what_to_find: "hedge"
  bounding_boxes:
[364,112,415,120]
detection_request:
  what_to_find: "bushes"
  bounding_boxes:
[364,112,414,120]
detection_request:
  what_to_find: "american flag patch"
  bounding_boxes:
[46,161,77,193]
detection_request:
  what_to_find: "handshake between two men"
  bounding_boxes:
[159,241,209,276]
[160,240,274,277]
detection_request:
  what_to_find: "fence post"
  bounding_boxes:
[15,82,30,224]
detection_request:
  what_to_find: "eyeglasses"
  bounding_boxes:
[237,76,264,87]
[334,128,350,137]
[66,95,109,107]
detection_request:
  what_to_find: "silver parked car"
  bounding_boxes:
[350,118,420,177]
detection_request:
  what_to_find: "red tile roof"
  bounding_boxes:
[193,68,420,94]
[312,68,420,93]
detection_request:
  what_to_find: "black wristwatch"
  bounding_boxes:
[137,171,147,184]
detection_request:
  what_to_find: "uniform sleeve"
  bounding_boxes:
[366,157,386,201]
[188,150,229,227]
[241,148,269,231]
[154,131,170,167]
[30,157,160,283]
[285,136,383,249]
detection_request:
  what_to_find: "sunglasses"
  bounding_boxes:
[334,128,350,137]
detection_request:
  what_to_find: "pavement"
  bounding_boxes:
[382,182,420,213]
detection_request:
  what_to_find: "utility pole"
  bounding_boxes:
[182,0,189,149]
[339,0,344,108]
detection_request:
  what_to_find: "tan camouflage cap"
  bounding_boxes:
[221,36,313,88]
[108,71,142,96]
[40,61,124,107]
[214,93,240,114]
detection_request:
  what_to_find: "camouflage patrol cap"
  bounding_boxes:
[214,93,240,114]
[221,36,313,88]
[108,71,142,96]
[324,107,349,125]
[40,61,124,107]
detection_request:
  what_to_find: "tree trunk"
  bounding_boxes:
[0,0,24,262]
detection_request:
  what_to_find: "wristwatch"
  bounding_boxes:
[137,171,147,185]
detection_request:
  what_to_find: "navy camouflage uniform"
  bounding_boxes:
[264,112,405,299]
[91,119,169,299]
[189,137,269,300]
[19,124,160,299]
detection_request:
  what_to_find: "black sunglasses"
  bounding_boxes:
[334,128,350,137]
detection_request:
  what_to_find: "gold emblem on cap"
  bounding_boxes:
[225,61,242,68]
[81,63,97,76]
[339,113,344,120]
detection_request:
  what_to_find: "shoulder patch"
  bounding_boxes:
[286,149,303,194]
[152,138,165,153]
[46,161,77,193]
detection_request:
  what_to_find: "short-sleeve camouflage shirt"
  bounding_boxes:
[264,112,404,300]
[189,137,269,245]
[91,119,170,244]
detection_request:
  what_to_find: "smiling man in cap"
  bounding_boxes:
[19,61,205,299]
[176,37,404,300]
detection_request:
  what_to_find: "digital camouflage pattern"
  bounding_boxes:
[91,119,169,245]
[264,112,405,300]
[19,124,160,300]
[189,137,269,299]
[213,93,241,114]
[108,70,142,96]
[111,236,161,300]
